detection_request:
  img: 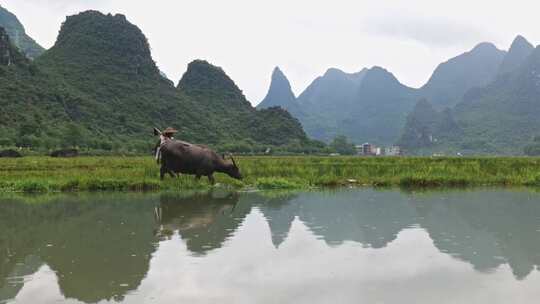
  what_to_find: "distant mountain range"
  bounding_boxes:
[259,67,298,111]
[3,4,539,155]
[258,65,418,144]
[497,35,534,76]
[0,8,312,151]
[419,42,506,110]
[259,35,540,154]
[400,35,540,155]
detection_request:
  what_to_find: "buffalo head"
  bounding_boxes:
[224,154,242,180]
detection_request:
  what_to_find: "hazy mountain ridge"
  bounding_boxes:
[260,36,538,154]
[339,67,418,144]
[257,67,298,110]
[0,26,29,67]
[498,35,534,75]
[418,42,506,109]
[0,5,44,59]
[398,99,461,151]
[259,65,418,144]
[399,37,540,154]
[453,44,540,153]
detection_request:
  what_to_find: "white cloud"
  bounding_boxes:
[364,15,495,48]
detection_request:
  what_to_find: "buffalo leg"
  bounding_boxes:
[160,166,166,180]
[208,174,215,185]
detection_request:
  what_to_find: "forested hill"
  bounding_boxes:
[177,60,310,147]
[0,10,312,152]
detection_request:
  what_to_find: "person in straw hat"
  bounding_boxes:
[155,127,178,163]
[162,127,178,139]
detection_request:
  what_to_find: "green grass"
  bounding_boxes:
[2,156,540,193]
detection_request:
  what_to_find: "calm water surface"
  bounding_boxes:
[2,188,540,303]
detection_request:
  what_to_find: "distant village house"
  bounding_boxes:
[355,143,401,156]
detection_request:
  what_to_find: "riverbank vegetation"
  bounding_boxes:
[3,156,540,193]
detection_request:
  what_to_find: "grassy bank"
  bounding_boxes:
[2,156,540,193]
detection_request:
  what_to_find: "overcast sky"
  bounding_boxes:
[3,0,540,105]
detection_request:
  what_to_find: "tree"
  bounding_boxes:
[41,137,59,150]
[329,135,356,155]
[523,136,540,156]
[0,137,14,147]
[524,145,540,156]
[62,123,84,148]
[16,134,40,148]
[19,121,39,137]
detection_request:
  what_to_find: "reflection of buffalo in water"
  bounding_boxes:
[157,191,251,255]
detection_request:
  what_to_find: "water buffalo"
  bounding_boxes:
[154,128,242,184]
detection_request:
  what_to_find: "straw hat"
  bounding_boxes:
[163,127,178,134]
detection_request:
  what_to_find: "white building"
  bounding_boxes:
[385,146,401,156]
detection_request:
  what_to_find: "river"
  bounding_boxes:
[1,188,540,303]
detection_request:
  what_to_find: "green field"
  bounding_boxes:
[2,156,540,193]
